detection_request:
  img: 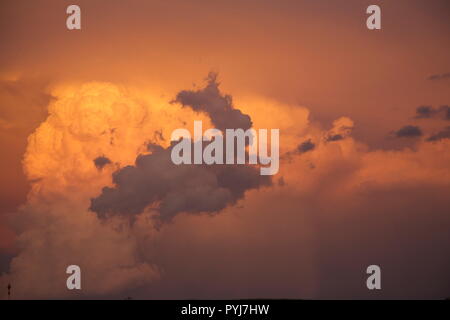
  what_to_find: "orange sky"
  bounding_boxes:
[0,0,449,299]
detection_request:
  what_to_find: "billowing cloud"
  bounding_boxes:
[1,0,450,301]
[91,77,271,222]
[1,76,449,300]
[0,82,168,298]
[0,77,275,298]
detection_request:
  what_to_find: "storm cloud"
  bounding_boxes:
[90,77,271,222]
[90,143,270,222]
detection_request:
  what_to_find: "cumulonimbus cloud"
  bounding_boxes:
[1,75,450,300]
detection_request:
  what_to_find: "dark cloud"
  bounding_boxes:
[415,105,435,119]
[90,143,270,222]
[427,72,450,81]
[427,126,450,142]
[297,139,315,153]
[90,75,271,222]
[326,134,344,142]
[395,125,422,138]
[415,105,450,120]
[93,156,112,170]
[172,72,252,131]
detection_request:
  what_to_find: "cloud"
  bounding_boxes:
[325,117,354,142]
[415,105,435,118]
[91,143,270,222]
[415,105,450,120]
[172,73,252,131]
[0,82,165,298]
[94,156,112,170]
[394,125,422,138]
[297,139,315,153]
[427,72,450,81]
[91,77,271,222]
[281,117,353,162]
[427,126,450,142]
[0,78,276,299]
[2,76,450,300]
[325,134,344,142]
[1,0,450,300]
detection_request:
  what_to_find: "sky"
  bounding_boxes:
[0,0,449,299]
